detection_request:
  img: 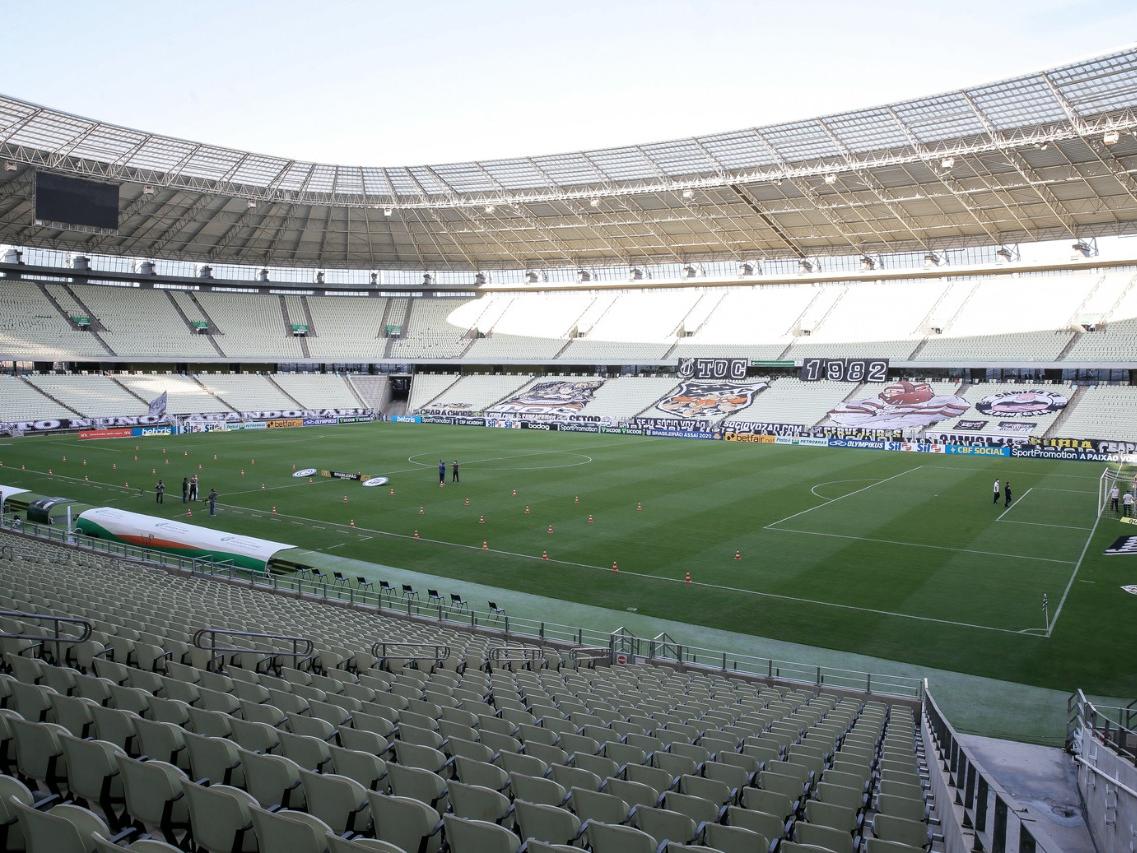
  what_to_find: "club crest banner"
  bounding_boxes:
[490,380,604,417]
[645,380,768,421]
[974,390,1068,417]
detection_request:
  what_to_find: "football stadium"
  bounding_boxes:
[0,7,1135,852]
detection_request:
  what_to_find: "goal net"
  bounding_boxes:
[1099,463,1137,516]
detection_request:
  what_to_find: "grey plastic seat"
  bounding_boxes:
[448,779,514,825]
[635,804,699,846]
[240,749,306,809]
[329,744,387,791]
[0,772,36,852]
[388,762,449,811]
[443,814,521,853]
[184,783,258,853]
[872,813,930,848]
[133,719,187,769]
[704,821,770,853]
[570,786,631,825]
[13,800,117,853]
[250,808,334,853]
[795,819,856,851]
[300,769,372,834]
[327,836,405,853]
[115,755,190,845]
[10,718,69,793]
[279,731,333,772]
[514,799,583,845]
[367,793,444,853]
[59,735,127,828]
[184,731,244,786]
[588,820,658,853]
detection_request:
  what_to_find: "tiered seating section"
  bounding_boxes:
[933,382,1076,439]
[0,266,1135,364]
[273,373,364,410]
[1045,385,1137,443]
[420,375,533,413]
[0,529,938,853]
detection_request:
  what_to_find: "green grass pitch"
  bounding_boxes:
[1,421,1133,698]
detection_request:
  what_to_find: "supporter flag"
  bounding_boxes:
[148,391,168,419]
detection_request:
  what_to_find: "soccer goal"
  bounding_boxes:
[1099,462,1137,515]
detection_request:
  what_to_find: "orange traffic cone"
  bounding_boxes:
[541,550,549,561]
[546,524,554,535]
[685,571,692,585]
[734,549,742,561]
[482,539,489,551]
[187,507,192,517]
[413,529,421,540]
[587,514,594,524]
[611,561,619,573]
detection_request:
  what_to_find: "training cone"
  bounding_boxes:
[240,469,245,477]
[524,505,530,515]
[48,468,53,476]
[62,455,67,462]
[389,487,395,496]
[151,468,156,475]
[112,463,117,470]
[133,455,138,462]
[184,451,188,457]
[164,459,169,465]
[464,497,470,507]
[587,514,594,524]
[261,483,266,490]
[198,464,202,471]
[512,489,517,497]
[479,514,486,525]
[734,549,742,561]
[272,506,277,515]
[82,459,87,466]
[611,561,619,573]
[350,519,356,528]
[541,550,549,561]
[124,482,128,488]
[343,495,348,503]
[636,501,643,512]
[413,529,420,540]
[418,506,425,515]
[547,524,554,535]
[213,454,217,461]
[482,539,488,551]
[685,571,692,585]
[83,474,88,481]
[251,459,255,465]
[186,508,192,517]
[575,495,580,504]
[308,477,313,484]
[292,463,296,471]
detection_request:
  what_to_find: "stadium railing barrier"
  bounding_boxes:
[192,626,315,672]
[1067,690,1137,850]
[1,515,925,699]
[0,609,91,664]
[924,683,1065,853]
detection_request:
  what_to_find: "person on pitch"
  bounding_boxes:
[438,459,446,485]
[1004,481,1012,508]
[452,460,460,483]
[155,479,165,504]
[1111,483,1121,514]
[1124,490,1134,517]
[208,488,218,516]
[181,476,189,504]
[992,479,1000,505]
[190,474,199,501]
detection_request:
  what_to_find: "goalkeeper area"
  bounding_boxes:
[0,422,1133,699]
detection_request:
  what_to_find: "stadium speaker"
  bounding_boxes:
[423,273,433,286]
[258,269,270,282]
[71,254,90,271]
[1,248,22,265]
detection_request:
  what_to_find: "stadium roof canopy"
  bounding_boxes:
[1,48,1136,271]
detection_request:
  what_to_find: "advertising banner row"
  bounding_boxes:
[395,411,1131,464]
[7,409,374,438]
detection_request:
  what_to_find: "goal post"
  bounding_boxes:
[1099,462,1137,516]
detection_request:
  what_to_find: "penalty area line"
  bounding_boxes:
[766,467,922,529]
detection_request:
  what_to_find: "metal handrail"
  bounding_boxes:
[0,610,92,664]
[1069,689,1137,764]
[370,642,451,669]
[192,627,314,673]
[926,683,1064,853]
[488,646,546,666]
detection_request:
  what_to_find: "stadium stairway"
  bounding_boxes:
[110,377,151,407]
[189,374,238,413]
[40,284,116,356]
[0,526,941,853]
[266,375,307,409]
[186,292,225,339]
[1043,385,1085,437]
[165,292,226,357]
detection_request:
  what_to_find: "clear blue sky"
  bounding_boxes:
[2,0,1133,166]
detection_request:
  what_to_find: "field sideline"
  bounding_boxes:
[1,421,1133,698]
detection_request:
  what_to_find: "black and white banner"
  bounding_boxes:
[676,357,748,381]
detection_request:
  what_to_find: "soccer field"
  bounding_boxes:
[1,422,1133,697]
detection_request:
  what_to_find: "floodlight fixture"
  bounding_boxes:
[681,188,695,199]
[258,268,270,282]
[860,256,876,271]
[474,272,487,286]
[940,157,955,169]
[383,207,393,216]
[923,252,942,268]
[589,198,600,208]
[995,247,1014,263]
[526,271,539,284]
[422,273,433,286]
[1103,130,1120,145]
[142,185,155,195]
[196,264,213,279]
[370,272,379,285]
[799,259,814,273]
[630,268,644,281]
[683,264,698,278]
[484,204,495,213]
[739,262,755,277]
[71,255,91,272]
[315,271,325,285]
[246,200,257,209]
[578,269,592,283]
[1071,240,1094,259]
[823,174,837,185]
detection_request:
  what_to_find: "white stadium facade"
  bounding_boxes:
[2,44,1137,853]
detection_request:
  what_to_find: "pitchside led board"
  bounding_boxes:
[799,357,890,383]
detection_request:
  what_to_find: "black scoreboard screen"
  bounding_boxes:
[35,172,119,230]
[799,358,889,382]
